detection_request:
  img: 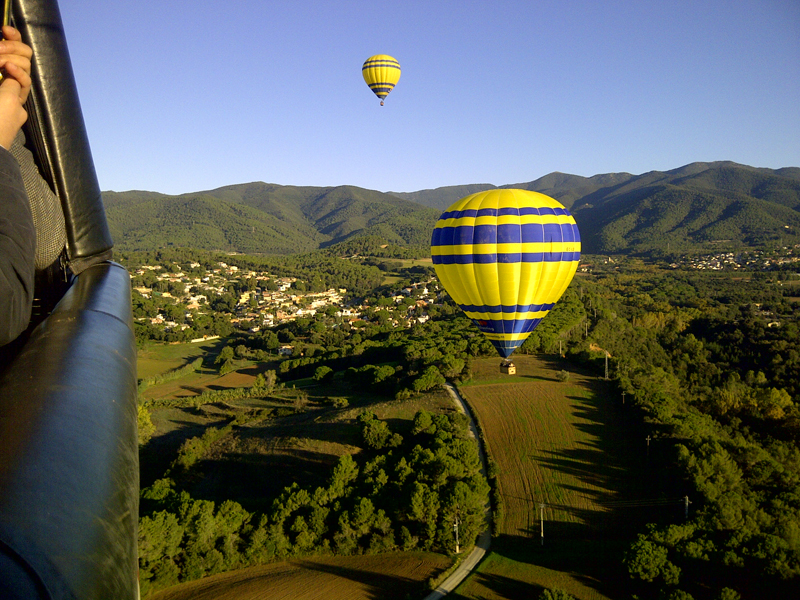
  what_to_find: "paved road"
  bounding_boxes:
[422,384,492,600]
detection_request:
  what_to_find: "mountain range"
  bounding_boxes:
[104,161,800,256]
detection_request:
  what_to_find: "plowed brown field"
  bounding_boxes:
[463,372,615,534]
[452,355,649,600]
[150,552,452,600]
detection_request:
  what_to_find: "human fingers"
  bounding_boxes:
[0,74,22,100]
[0,77,27,149]
[0,26,33,74]
[0,54,32,79]
[2,61,31,104]
[0,26,27,47]
[0,74,22,96]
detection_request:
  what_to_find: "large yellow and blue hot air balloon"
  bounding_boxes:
[362,54,401,106]
[431,189,581,359]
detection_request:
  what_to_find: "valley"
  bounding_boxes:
[128,161,800,599]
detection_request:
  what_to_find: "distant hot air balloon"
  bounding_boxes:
[431,189,581,363]
[362,54,401,106]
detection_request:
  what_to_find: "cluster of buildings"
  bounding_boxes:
[672,245,800,271]
[130,260,436,337]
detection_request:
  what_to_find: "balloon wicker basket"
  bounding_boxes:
[500,360,516,375]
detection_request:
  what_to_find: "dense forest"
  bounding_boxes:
[104,183,440,254]
[552,267,800,600]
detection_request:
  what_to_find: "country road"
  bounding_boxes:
[422,384,492,600]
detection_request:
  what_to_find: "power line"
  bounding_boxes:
[595,498,683,508]
[537,497,684,509]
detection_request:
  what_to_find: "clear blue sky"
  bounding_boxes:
[58,0,799,195]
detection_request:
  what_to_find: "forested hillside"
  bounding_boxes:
[396,162,800,255]
[104,192,324,254]
[105,183,439,253]
[106,161,799,257]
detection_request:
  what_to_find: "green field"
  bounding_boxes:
[451,355,672,600]
[398,258,433,268]
[139,342,457,509]
[137,338,227,380]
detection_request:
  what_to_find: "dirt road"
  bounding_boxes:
[422,384,492,600]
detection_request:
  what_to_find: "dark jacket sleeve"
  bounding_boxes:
[0,145,36,346]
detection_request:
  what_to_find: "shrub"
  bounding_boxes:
[539,589,576,600]
[219,358,236,375]
[313,365,334,382]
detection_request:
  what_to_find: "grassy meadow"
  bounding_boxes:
[137,338,226,379]
[451,355,677,600]
[139,340,456,508]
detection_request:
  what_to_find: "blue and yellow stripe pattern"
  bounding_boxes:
[362,55,401,103]
[431,189,581,358]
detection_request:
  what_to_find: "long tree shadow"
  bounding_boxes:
[537,354,604,379]
[479,371,685,599]
[140,415,230,488]
[291,559,445,600]
[185,448,340,512]
[450,570,546,600]
[531,390,686,535]
[482,529,628,595]
[177,385,206,395]
[236,410,363,447]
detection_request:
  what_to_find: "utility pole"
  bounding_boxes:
[684,496,691,520]
[622,391,626,405]
[604,353,609,380]
[540,503,545,546]
[453,518,460,554]
[646,435,651,457]
[559,339,562,356]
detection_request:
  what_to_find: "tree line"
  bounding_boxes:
[137,410,488,597]
[566,267,799,600]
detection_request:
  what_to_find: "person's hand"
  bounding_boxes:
[0,26,32,104]
[0,70,27,149]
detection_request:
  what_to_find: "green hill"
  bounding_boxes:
[569,163,800,253]
[104,161,800,256]
[104,184,440,254]
[389,183,497,211]
[396,161,800,254]
[104,192,322,254]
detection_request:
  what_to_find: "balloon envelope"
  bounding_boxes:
[431,189,581,358]
[362,55,401,104]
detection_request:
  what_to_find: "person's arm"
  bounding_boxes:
[0,25,30,149]
[0,143,34,345]
[0,27,34,346]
